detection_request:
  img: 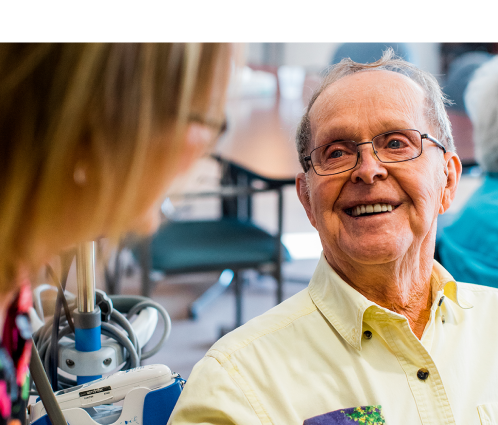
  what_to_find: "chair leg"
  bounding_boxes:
[276,186,284,304]
[219,270,244,337]
[275,261,283,305]
[234,271,243,328]
[188,269,234,320]
[105,245,124,295]
[139,237,152,298]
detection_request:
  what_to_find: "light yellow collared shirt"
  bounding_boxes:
[169,254,498,425]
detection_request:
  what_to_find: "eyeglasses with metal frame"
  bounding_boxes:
[188,113,228,150]
[189,113,227,136]
[304,129,447,176]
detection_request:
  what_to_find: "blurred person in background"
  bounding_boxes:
[438,56,498,286]
[0,43,232,425]
[330,42,414,66]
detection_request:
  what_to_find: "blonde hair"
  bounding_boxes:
[0,43,232,292]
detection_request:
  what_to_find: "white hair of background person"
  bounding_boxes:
[464,55,498,173]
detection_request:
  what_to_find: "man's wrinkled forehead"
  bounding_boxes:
[309,70,427,130]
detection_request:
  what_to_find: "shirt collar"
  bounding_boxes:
[433,260,473,309]
[308,254,473,351]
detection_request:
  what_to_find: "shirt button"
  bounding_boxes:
[363,330,372,339]
[417,368,429,381]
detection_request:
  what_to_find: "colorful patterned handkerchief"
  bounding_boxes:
[304,405,385,425]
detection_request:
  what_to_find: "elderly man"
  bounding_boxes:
[169,51,498,424]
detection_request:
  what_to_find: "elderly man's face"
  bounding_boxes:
[297,70,457,268]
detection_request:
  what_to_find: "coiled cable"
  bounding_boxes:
[31,291,172,391]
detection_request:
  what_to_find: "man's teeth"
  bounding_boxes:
[352,203,393,217]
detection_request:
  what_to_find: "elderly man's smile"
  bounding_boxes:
[345,202,400,217]
[337,187,404,222]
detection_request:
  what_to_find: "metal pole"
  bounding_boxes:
[76,241,96,312]
[74,241,102,384]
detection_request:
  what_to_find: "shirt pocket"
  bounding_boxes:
[478,403,498,425]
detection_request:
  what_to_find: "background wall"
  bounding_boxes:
[246,42,442,77]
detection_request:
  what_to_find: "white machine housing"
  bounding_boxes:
[29,364,174,424]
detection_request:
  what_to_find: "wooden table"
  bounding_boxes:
[215,96,304,184]
[214,68,321,184]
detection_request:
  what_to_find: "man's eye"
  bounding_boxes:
[387,139,405,149]
[329,150,344,158]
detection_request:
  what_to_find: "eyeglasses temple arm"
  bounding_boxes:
[422,134,447,154]
[302,155,312,172]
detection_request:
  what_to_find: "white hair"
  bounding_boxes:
[296,48,454,172]
[465,55,498,173]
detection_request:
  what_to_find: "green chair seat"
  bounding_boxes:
[150,218,290,273]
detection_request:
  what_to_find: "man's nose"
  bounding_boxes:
[350,142,388,184]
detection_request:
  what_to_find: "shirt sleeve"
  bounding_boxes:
[168,355,263,424]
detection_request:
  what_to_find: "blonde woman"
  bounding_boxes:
[0,43,232,425]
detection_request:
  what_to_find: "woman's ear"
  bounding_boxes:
[439,152,462,214]
[178,123,214,171]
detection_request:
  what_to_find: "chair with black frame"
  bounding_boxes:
[107,157,291,334]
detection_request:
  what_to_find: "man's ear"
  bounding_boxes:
[439,152,462,214]
[296,172,317,229]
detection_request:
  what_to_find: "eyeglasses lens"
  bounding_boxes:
[372,130,422,162]
[311,140,357,174]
